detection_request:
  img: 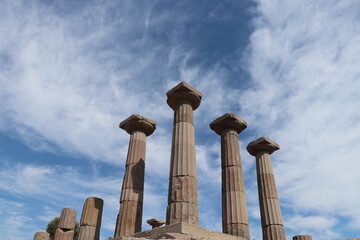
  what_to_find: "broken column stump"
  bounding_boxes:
[54,208,76,240]
[78,197,103,240]
[33,232,50,240]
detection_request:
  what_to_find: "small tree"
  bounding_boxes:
[46,217,80,240]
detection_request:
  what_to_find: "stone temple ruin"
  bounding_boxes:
[33,82,359,240]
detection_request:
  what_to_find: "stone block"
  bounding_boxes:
[220,130,242,168]
[262,225,286,240]
[174,102,194,123]
[121,163,145,191]
[166,202,198,225]
[257,153,275,175]
[222,191,248,224]
[120,114,156,136]
[80,197,103,228]
[133,222,245,240]
[222,166,245,192]
[247,137,280,156]
[78,225,99,240]
[293,235,312,240]
[166,81,203,110]
[33,232,50,240]
[146,218,165,229]
[258,174,279,200]
[260,199,284,226]
[115,201,142,237]
[58,208,76,230]
[210,113,247,135]
[168,176,198,204]
[120,188,143,203]
[54,229,74,240]
[223,223,250,240]
[125,131,146,166]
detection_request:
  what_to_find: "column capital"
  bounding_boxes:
[166,81,203,110]
[246,137,280,156]
[120,114,156,136]
[210,113,247,135]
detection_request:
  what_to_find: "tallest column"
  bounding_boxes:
[166,81,203,225]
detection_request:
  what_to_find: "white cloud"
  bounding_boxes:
[241,0,360,238]
[1,0,359,239]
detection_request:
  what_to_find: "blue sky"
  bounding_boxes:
[1,0,360,239]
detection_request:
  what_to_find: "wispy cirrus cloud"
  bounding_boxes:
[1,0,359,239]
[239,0,360,238]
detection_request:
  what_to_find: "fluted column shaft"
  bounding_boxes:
[221,129,249,239]
[115,130,146,237]
[167,100,198,225]
[256,151,286,240]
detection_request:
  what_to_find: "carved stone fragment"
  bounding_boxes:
[33,232,50,240]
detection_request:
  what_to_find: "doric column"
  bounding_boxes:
[210,113,250,240]
[166,81,202,225]
[54,208,76,240]
[78,197,103,240]
[33,232,50,240]
[114,114,156,238]
[247,137,286,240]
[293,235,312,240]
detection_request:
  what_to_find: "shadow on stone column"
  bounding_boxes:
[114,114,156,238]
[78,197,103,240]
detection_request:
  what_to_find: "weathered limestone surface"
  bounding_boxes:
[336,239,360,240]
[58,208,76,230]
[80,197,103,228]
[166,82,202,225]
[78,226,100,240]
[293,235,312,240]
[33,232,50,240]
[110,222,246,240]
[210,113,250,240]
[247,137,286,240]
[114,114,156,238]
[79,197,103,240]
[337,239,360,240]
[54,229,74,240]
[147,218,165,229]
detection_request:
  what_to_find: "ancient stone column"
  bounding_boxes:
[166,81,202,225]
[78,197,103,240]
[247,137,286,240]
[54,208,76,240]
[33,232,50,240]
[210,113,250,240]
[293,235,312,240]
[114,114,156,237]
